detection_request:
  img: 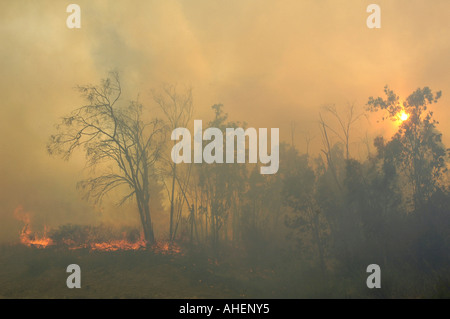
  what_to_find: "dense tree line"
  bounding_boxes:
[49,74,449,287]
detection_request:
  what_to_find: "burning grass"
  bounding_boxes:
[14,205,182,255]
[24,223,183,255]
[8,206,448,298]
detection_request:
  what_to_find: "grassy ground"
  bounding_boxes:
[0,244,448,298]
[0,245,238,298]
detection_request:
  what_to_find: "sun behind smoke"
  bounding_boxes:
[399,111,409,122]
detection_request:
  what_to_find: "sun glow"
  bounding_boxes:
[399,111,409,122]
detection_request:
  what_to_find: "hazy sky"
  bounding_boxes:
[1,0,450,241]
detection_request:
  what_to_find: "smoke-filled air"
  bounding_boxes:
[0,0,449,298]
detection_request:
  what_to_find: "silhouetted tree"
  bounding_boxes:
[282,146,328,274]
[153,84,193,241]
[368,86,449,210]
[48,72,164,243]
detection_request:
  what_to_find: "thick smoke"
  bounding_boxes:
[1,0,450,241]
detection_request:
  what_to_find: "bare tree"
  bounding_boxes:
[322,103,364,160]
[152,84,193,241]
[319,113,341,190]
[47,72,164,243]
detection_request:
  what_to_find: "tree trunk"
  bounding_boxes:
[312,209,326,276]
[136,192,154,244]
[143,200,154,244]
[169,163,177,241]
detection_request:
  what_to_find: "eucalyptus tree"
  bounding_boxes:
[48,72,164,243]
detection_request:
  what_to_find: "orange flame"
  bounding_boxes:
[89,236,147,251]
[152,241,183,255]
[13,205,183,254]
[14,205,54,248]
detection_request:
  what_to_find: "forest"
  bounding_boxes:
[2,73,448,299]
